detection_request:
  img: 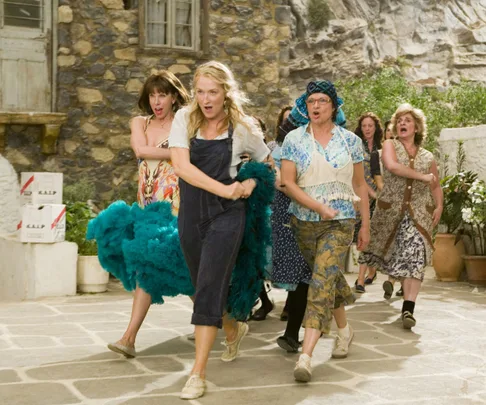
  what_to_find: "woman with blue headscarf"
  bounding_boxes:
[280,80,370,382]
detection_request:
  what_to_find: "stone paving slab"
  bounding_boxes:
[0,268,485,405]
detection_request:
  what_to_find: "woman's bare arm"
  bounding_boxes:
[382,140,434,183]
[130,117,171,160]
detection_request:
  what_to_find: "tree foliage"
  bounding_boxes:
[336,68,486,152]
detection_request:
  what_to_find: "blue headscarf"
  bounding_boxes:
[288,80,346,128]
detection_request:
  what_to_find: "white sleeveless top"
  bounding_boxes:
[281,124,364,221]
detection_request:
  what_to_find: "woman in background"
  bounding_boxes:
[354,112,383,293]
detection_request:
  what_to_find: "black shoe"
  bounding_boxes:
[383,281,394,299]
[280,309,288,321]
[277,335,300,353]
[364,272,377,285]
[250,302,274,321]
[396,287,404,297]
[401,311,416,329]
[355,281,365,293]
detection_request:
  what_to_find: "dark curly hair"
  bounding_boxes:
[354,112,383,150]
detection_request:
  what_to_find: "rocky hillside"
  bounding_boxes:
[288,0,486,95]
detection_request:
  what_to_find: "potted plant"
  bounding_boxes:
[433,171,478,281]
[461,178,486,285]
[433,142,474,281]
[64,181,109,293]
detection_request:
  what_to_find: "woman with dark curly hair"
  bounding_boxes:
[354,112,383,293]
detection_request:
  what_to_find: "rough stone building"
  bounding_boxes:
[0,0,291,200]
[3,0,486,201]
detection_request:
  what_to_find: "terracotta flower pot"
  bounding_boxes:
[432,233,465,281]
[463,255,486,286]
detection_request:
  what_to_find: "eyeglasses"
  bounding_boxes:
[305,98,332,106]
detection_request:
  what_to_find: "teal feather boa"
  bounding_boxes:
[87,161,275,318]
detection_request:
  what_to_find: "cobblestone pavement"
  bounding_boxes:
[1,268,485,405]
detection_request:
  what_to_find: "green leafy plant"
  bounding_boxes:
[336,68,486,153]
[440,171,477,234]
[63,179,98,256]
[65,201,98,256]
[439,141,477,234]
[307,0,332,30]
[461,179,486,256]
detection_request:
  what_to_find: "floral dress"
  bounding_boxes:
[358,140,436,281]
[137,115,180,215]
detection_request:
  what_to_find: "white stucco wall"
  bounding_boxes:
[0,155,21,235]
[439,125,486,181]
[0,236,77,301]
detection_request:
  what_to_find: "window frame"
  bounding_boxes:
[140,0,201,52]
[0,0,44,31]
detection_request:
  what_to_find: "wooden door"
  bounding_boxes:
[0,0,51,112]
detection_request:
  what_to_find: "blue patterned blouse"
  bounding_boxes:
[281,125,364,221]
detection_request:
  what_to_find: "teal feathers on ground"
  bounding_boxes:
[87,161,274,318]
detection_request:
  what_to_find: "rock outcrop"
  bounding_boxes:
[289,0,486,95]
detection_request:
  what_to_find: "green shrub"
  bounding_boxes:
[307,0,332,30]
[336,68,486,153]
[63,179,97,255]
[63,179,96,205]
[65,201,97,255]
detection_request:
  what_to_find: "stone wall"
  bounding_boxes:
[439,125,486,182]
[4,0,290,201]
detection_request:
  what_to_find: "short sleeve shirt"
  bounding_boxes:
[281,125,364,221]
[168,107,270,178]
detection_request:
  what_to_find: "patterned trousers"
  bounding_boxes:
[291,217,356,334]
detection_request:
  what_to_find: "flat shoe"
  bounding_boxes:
[383,281,394,300]
[107,342,136,358]
[364,272,377,285]
[401,311,416,329]
[250,302,274,321]
[280,309,288,321]
[277,335,300,353]
[355,283,365,293]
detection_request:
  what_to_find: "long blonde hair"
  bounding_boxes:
[187,61,252,139]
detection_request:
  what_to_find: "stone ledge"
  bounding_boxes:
[0,235,77,301]
[0,112,68,154]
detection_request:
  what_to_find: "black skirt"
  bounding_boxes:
[270,190,312,285]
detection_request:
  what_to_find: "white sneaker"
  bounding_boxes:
[221,322,249,362]
[180,374,206,400]
[331,325,354,359]
[294,353,312,382]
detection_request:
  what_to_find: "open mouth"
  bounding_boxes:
[154,107,163,115]
[203,106,213,113]
[400,127,407,134]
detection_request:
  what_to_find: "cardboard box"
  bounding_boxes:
[20,172,63,205]
[19,204,66,243]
